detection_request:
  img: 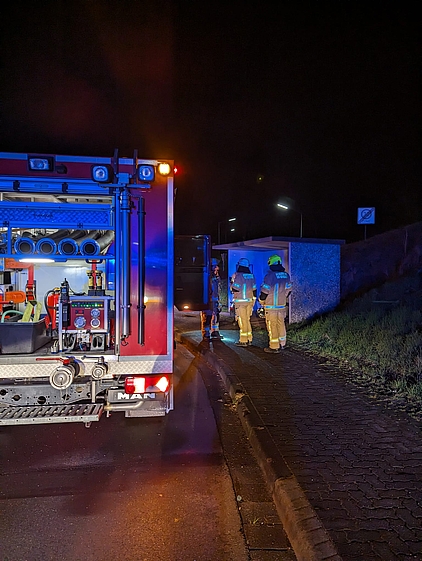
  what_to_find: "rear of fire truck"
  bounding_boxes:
[0,151,175,426]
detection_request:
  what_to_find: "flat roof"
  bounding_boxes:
[213,236,345,250]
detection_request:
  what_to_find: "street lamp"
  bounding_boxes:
[277,203,303,238]
[218,217,236,244]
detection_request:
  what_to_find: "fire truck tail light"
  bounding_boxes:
[28,156,54,171]
[125,377,145,394]
[158,163,171,176]
[137,164,155,182]
[155,376,169,392]
[92,165,112,183]
[124,375,170,394]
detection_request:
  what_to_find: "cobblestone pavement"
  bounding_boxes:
[175,311,422,561]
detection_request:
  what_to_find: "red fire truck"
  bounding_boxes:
[0,150,179,426]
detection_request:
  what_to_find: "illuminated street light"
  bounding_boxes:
[277,203,303,238]
[218,217,236,244]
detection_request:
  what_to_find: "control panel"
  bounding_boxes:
[57,295,114,353]
[68,298,109,332]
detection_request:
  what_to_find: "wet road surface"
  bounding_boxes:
[0,345,249,561]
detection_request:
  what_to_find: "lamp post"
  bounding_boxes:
[218,217,236,244]
[277,203,303,238]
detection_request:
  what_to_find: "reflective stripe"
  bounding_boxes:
[274,283,279,306]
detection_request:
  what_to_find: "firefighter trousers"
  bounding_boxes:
[235,301,253,343]
[264,307,287,349]
[201,304,220,338]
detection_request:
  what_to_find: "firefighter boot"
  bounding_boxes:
[211,331,223,340]
[264,347,281,354]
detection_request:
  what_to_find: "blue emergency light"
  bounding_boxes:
[137,164,155,182]
[28,156,54,171]
[91,165,113,183]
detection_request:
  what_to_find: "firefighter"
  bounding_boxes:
[201,258,222,339]
[231,258,256,346]
[259,254,292,353]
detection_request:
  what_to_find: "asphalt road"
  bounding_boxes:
[0,345,249,561]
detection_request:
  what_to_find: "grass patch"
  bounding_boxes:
[288,272,422,418]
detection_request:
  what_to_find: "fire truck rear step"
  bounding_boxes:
[0,404,103,425]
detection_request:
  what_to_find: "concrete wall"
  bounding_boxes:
[289,242,341,323]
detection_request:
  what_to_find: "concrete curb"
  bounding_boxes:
[176,331,343,561]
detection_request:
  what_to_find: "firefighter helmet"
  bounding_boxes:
[268,254,282,266]
[238,258,250,268]
[211,258,219,266]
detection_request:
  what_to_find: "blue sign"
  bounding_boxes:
[357,207,375,225]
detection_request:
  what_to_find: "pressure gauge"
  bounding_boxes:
[91,318,101,328]
[91,308,101,318]
[74,316,86,329]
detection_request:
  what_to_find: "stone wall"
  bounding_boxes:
[341,222,422,300]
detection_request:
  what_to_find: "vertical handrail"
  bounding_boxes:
[121,189,131,338]
[138,197,146,345]
[114,189,121,353]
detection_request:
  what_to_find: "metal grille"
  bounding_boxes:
[0,202,112,228]
[0,404,103,425]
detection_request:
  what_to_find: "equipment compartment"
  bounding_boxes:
[0,319,51,354]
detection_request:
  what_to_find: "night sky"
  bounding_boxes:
[0,1,420,243]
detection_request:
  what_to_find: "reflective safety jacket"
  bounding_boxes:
[260,270,292,308]
[231,272,256,303]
